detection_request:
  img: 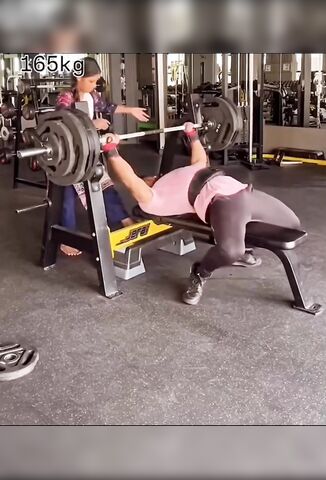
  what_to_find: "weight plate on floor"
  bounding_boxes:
[0,343,39,381]
[37,110,90,186]
[202,97,243,151]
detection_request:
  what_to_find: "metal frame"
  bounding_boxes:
[298,54,312,128]
[272,248,322,315]
[156,53,166,151]
[241,54,268,170]
[256,54,265,164]
[143,211,322,315]
[41,166,121,299]
[248,53,254,164]
[221,54,229,165]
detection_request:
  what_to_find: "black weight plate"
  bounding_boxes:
[0,343,39,381]
[75,109,100,182]
[17,79,27,95]
[1,102,16,119]
[202,100,238,151]
[38,120,76,184]
[71,109,101,181]
[70,109,94,183]
[202,97,241,151]
[39,131,63,169]
[39,120,74,175]
[37,110,89,186]
[22,127,38,146]
[22,104,36,121]
[18,79,29,95]
[223,97,243,140]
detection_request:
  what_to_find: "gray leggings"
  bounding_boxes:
[197,186,301,276]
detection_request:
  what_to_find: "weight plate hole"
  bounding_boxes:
[21,352,33,365]
[3,353,18,362]
[222,124,231,142]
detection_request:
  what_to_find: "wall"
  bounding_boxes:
[264,125,326,154]
[264,54,297,82]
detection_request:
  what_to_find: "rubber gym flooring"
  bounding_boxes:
[1,144,326,425]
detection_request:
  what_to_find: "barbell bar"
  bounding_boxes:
[100,122,203,144]
[16,199,51,215]
[18,146,52,159]
[17,123,205,159]
[22,104,56,121]
[16,97,243,186]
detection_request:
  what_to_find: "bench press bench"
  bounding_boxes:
[133,207,322,315]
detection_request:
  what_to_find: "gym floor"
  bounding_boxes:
[1,144,326,425]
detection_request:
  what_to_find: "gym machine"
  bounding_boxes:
[16,96,242,298]
[15,96,321,314]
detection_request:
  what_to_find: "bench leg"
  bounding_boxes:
[272,249,323,315]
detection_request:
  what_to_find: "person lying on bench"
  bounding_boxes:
[103,124,301,305]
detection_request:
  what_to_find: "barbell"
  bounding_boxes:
[17,97,243,186]
[22,104,55,121]
[0,101,55,121]
[18,79,70,95]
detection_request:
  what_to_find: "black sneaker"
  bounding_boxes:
[182,263,209,306]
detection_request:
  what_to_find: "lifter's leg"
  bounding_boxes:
[250,190,301,229]
[183,188,252,305]
[60,186,82,256]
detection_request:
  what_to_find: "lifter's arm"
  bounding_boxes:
[184,122,208,167]
[103,135,153,204]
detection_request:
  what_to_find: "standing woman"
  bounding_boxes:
[56,56,150,256]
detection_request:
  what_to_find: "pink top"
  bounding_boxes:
[139,164,248,223]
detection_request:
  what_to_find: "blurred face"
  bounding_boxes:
[77,74,101,94]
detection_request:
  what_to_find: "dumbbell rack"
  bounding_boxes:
[13,92,47,190]
[0,90,19,166]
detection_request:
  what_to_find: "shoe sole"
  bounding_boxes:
[182,296,201,305]
[232,258,262,268]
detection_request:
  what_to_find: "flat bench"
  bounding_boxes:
[133,207,322,315]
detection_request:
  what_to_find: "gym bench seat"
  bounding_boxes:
[133,207,322,315]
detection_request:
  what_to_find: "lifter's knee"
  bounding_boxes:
[292,215,301,230]
[219,243,246,266]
